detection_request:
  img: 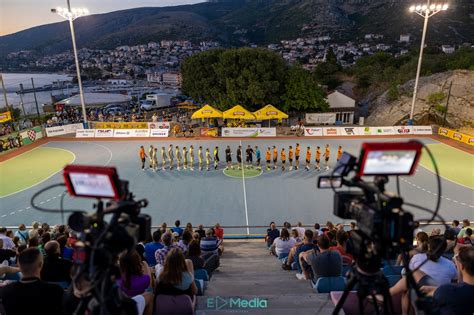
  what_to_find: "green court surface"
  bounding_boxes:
[0,147,75,197]
[223,167,263,178]
[419,143,474,189]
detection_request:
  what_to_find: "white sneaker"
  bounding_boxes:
[296,273,307,280]
[191,167,194,171]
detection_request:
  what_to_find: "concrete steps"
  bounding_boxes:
[194,240,335,314]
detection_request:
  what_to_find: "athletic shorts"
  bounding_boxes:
[257,158,261,163]
[141,158,145,163]
[282,160,286,164]
[215,156,219,162]
[316,159,320,164]
[289,158,293,163]
[273,158,277,163]
[246,157,252,162]
[266,160,271,164]
[237,157,242,163]
[325,157,329,162]
[226,157,232,162]
[306,159,310,163]
[295,156,300,161]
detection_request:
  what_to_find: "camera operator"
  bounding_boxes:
[421,246,474,315]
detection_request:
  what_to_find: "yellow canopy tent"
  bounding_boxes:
[253,104,288,120]
[222,105,256,120]
[191,104,223,119]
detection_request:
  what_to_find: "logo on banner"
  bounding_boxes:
[326,128,338,135]
[469,138,474,144]
[233,111,245,116]
[27,130,36,142]
[266,111,277,116]
[453,133,462,141]
[397,127,410,134]
[344,128,355,135]
[439,128,449,135]
[223,129,230,135]
[363,127,371,135]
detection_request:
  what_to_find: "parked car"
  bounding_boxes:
[102,104,129,116]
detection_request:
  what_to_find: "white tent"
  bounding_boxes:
[56,93,131,107]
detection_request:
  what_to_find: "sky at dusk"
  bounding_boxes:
[0,0,205,36]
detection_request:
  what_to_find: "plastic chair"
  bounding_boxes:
[155,294,194,315]
[195,279,205,296]
[313,276,346,293]
[194,269,209,281]
[382,265,403,276]
[330,291,402,315]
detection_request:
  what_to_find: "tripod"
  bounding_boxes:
[333,266,395,315]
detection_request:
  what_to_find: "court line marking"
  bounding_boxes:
[0,147,76,199]
[0,146,43,165]
[222,169,263,179]
[240,140,250,235]
[48,141,113,166]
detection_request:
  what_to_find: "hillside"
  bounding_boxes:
[1,0,473,57]
[366,70,474,127]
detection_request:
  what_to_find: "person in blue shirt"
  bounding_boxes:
[171,220,184,236]
[255,146,261,170]
[144,230,164,266]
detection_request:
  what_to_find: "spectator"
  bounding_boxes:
[38,232,51,255]
[186,240,219,275]
[159,222,168,234]
[118,250,152,297]
[460,228,473,245]
[178,230,193,254]
[421,246,474,315]
[282,221,292,232]
[300,235,342,282]
[0,248,64,315]
[0,239,16,263]
[12,236,20,248]
[282,230,315,275]
[325,221,335,233]
[451,220,461,235]
[155,248,197,297]
[330,230,353,262]
[144,230,163,266]
[42,223,51,233]
[56,235,73,260]
[171,220,183,236]
[396,230,429,265]
[270,228,296,258]
[313,223,323,237]
[41,240,73,283]
[185,222,193,234]
[295,222,306,238]
[155,232,177,266]
[28,236,39,248]
[28,221,40,239]
[13,224,28,246]
[291,229,302,243]
[195,224,206,239]
[0,227,14,249]
[457,219,471,239]
[444,229,458,260]
[266,222,280,249]
[200,229,222,255]
[431,228,441,236]
[192,232,201,241]
[214,223,224,240]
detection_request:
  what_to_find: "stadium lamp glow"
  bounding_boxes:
[409,3,448,16]
[52,6,89,20]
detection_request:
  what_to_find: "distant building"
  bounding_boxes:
[399,34,411,43]
[441,45,455,54]
[162,72,182,86]
[107,77,129,85]
[147,73,162,84]
[326,91,356,124]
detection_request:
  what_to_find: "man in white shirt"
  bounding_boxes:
[0,227,15,249]
[295,222,306,239]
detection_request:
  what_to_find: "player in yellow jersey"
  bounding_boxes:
[337,146,343,163]
[175,145,181,171]
[295,143,301,170]
[305,146,311,171]
[189,145,194,170]
[168,144,174,170]
[182,146,188,170]
[205,148,211,171]
[315,146,321,171]
[323,144,330,170]
[161,146,167,171]
[288,146,294,170]
[148,145,154,169]
[281,148,286,171]
[272,146,278,169]
[198,146,203,171]
[265,147,271,171]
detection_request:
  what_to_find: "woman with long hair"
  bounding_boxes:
[155,248,197,297]
[270,228,296,258]
[118,250,151,297]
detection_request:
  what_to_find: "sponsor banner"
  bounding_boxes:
[221,128,276,137]
[45,123,83,137]
[340,127,360,136]
[394,126,413,135]
[304,127,323,137]
[113,129,134,138]
[413,126,433,135]
[76,129,95,138]
[19,126,43,145]
[131,129,151,137]
[306,113,336,125]
[94,129,114,138]
[149,129,169,137]
[0,111,12,123]
[322,127,340,136]
[92,122,149,129]
[148,122,170,129]
[372,127,396,135]
[438,127,474,146]
[200,128,218,137]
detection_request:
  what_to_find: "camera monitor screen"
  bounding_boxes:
[358,142,422,176]
[63,165,122,199]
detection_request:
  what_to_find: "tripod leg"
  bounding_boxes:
[332,275,357,315]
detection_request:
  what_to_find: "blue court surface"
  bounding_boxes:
[1,137,473,235]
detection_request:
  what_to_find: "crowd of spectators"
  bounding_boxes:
[265,219,474,314]
[0,220,225,315]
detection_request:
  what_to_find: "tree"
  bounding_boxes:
[282,64,328,112]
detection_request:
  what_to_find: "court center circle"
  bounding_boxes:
[222,167,263,179]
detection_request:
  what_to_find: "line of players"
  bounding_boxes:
[139,144,343,172]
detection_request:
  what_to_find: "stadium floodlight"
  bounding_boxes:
[407,1,449,125]
[51,0,89,124]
